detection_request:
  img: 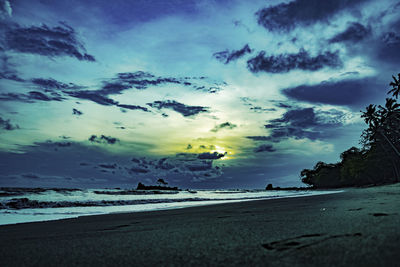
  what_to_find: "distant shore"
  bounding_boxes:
[0,183,399,266]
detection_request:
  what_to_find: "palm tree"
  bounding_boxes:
[361,104,379,143]
[388,73,400,99]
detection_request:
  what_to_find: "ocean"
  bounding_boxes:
[0,187,341,225]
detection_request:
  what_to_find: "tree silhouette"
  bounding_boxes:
[302,73,400,187]
[157,178,168,186]
[388,73,400,99]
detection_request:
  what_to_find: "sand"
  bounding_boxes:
[0,183,399,266]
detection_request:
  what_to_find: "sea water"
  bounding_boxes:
[0,188,341,225]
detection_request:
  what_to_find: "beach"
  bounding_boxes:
[0,183,399,266]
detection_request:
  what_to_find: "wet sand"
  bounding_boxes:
[0,183,399,266]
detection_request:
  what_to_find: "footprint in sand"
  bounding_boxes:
[262,233,362,252]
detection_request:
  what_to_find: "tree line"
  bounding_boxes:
[301,73,400,188]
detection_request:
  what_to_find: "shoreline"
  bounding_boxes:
[0,189,342,226]
[0,183,399,266]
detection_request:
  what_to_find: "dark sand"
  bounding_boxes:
[1,184,399,266]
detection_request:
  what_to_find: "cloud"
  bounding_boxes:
[116,104,149,112]
[5,22,95,61]
[247,49,341,73]
[246,136,271,141]
[263,107,347,141]
[72,108,83,115]
[197,152,226,160]
[0,91,64,102]
[0,0,12,18]
[21,173,39,179]
[88,135,119,145]
[98,163,117,169]
[329,22,371,43]
[0,116,18,130]
[213,44,253,64]
[65,90,118,105]
[99,71,180,94]
[129,153,224,181]
[377,30,400,64]
[32,78,82,91]
[282,77,384,107]
[254,144,276,153]
[65,89,149,112]
[256,0,367,32]
[99,71,226,95]
[29,91,64,101]
[210,122,237,132]
[147,100,209,117]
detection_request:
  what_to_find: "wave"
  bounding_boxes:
[0,187,82,197]
[1,195,287,210]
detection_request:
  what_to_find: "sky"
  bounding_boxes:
[0,0,399,189]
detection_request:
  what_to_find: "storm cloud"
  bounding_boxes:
[247,49,341,73]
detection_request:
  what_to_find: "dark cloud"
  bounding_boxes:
[254,144,276,153]
[21,173,40,179]
[264,107,346,141]
[0,91,64,102]
[197,152,226,160]
[256,0,366,32]
[72,108,83,115]
[117,104,149,112]
[210,122,237,132]
[128,167,150,174]
[270,108,318,128]
[250,106,276,113]
[147,100,209,117]
[128,153,224,181]
[28,91,63,101]
[99,71,226,95]
[65,90,149,112]
[65,91,117,106]
[0,72,24,82]
[246,136,271,141]
[98,163,117,169]
[32,78,82,91]
[247,49,341,73]
[54,142,72,147]
[378,31,400,63]
[329,22,371,43]
[0,116,19,130]
[5,22,95,61]
[213,44,253,64]
[88,135,119,145]
[282,77,384,108]
[99,71,180,94]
